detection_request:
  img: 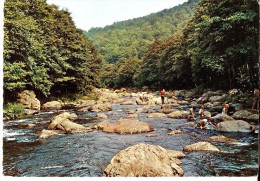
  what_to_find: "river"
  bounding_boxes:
[3,97,259,177]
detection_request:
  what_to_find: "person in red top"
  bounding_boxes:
[160,89,166,104]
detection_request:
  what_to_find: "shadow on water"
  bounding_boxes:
[3,98,259,177]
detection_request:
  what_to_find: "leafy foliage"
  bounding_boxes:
[3,103,26,120]
[4,0,102,100]
[137,0,259,90]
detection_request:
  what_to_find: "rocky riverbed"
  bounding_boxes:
[3,89,259,177]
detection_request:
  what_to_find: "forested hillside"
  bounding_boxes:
[85,0,199,63]
[87,0,258,90]
[4,0,102,101]
[137,0,259,90]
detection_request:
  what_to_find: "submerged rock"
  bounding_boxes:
[103,143,185,177]
[183,142,220,152]
[95,119,154,134]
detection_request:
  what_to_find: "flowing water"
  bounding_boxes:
[3,98,259,177]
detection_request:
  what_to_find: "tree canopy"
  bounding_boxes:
[94,0,259,90]
[4,0,102,100]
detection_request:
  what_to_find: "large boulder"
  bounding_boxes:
[77,100,96,108]
[152,97,162,104]
[161,109,177,114]
[208,106,223,113]
[216,120,254,132]
[208,95,225,102]
[17,90,40,110]
[166,98,178,104]
[232,110,252,120]
[211,113,235,125]
[161,104,180,109]
[247,114,259,123]
[48,112,77,130]
[95,119,154,134]
[209,135,237,143]
[204,102,213,109]
[120,100,134,105]
[103,143,185,177]
[175,90,194,98]
[177,100,189,105]
[99,92,121,103]
[89,103,112,112]
[127,113,138,118]
[183,142,220,152]
[57,121,92,133]
[38,129,59,139]
[167,110,189,119]
[230,103,243,111]
[47,112,92,133]
[136,97,155,105]
[136,107,149,113]
[96,113,108,119]
[204,111,212,118]
[147,112,166,118]
[77,106,91,112]
[42,101,62,110]
[24,109,38,115]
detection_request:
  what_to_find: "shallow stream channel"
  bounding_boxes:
[3,97,259,177]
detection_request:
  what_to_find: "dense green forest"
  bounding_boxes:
[85,0,259,90]
[4,0,102,101]
[85,0,199,64]
[3,0,259,103]
[137,0,259,90]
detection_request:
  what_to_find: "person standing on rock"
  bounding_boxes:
[188,106,196,121]
[222,102,229,114]
[198,105,205,118]
[160,89,166,104]
[252,87,259,110]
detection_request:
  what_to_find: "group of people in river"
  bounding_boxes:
[160,87,259,130]
[188,105,217,130]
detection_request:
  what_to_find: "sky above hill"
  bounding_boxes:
[46,0,188,31]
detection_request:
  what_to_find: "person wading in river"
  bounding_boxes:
[195,117,216,130]
[222,102,229,115]
[160,89,166,104]
[188,106,196,121]
[198,105,205,118]
[252,87,259,110]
